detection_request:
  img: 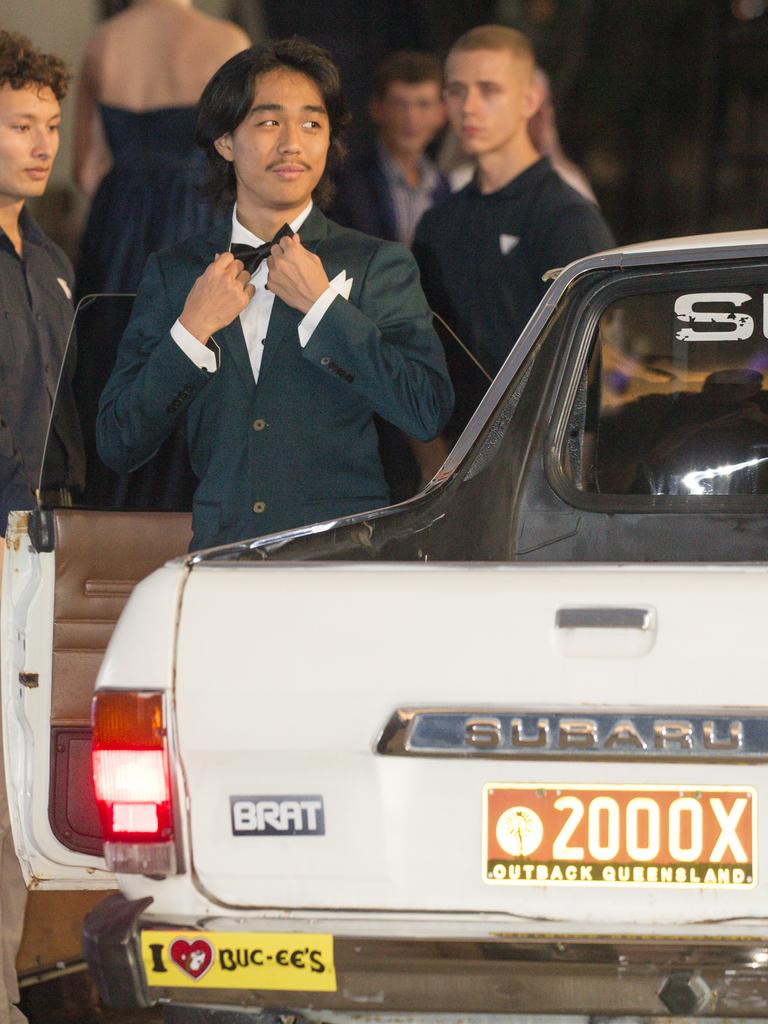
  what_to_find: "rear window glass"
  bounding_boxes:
[565,284,768,497]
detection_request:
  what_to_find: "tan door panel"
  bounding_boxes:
[51,509,192,724]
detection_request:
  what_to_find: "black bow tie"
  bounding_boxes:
[230,223,294,275]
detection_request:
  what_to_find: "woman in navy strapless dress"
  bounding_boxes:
[72,1,249,510]
[74,0,250,296]
[77,103,218,296]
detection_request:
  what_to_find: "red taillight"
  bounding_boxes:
[91,692,174,845]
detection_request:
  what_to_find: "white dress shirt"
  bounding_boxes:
[170,202,349,382]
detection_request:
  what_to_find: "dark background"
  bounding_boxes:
[251,0,768,246]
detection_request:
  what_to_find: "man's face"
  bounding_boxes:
[443,48,536,159]
[0,83,61,205]
[371,80,445,160]
[215,68,330,215]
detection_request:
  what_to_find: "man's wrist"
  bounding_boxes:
[171,319,218,372]
[290,284,326,315]
[178,313,213,345]
[303,271,332,313]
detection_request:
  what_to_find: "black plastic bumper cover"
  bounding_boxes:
[82,893,154,1009]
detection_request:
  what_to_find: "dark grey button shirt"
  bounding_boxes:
[0,208,75,529]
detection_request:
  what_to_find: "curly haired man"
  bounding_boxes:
[0,31,73,1023]
[0,31,77,539]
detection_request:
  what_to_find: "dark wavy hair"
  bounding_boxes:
[372,51,443,99]
[0,30,70,100]
[195,37,350,210]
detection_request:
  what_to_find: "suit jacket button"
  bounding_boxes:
[252,501,267,513]
[320,356,331,366]
[252,418,266,431]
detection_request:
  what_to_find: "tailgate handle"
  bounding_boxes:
[556,607,651,630]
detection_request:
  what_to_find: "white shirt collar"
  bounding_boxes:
[230,201,313,246]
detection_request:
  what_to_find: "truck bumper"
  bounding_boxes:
[83,893,768,1017]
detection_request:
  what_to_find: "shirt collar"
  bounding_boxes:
[19,206,46,245]
[377,140,438,194]
[230,201,313,246]
[0,206,45,255]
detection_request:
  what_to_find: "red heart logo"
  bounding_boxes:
[169,937,214,980]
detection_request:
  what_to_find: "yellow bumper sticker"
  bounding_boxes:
[140,930,336,991]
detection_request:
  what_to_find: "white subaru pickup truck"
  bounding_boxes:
[5,230,768,1022]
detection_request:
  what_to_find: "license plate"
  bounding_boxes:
[483,783,756,887]
[140,930,336,991]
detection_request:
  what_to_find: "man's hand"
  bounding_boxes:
[409,435,450,487]
[179,252,255,343]
[266,234,330,314]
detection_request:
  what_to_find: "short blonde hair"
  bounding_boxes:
[449,24,535,73]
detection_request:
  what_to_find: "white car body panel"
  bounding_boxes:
[99,560,768,933]
[96,565,187,693]
[607,227,768,256]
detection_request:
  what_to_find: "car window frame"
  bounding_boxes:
[546,258,768,515]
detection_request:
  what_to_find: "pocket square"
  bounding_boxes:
[499,234,520,255]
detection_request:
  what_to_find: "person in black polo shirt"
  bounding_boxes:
[0,30,74,1024]
[0,31,79,540]
[413,24,614,442]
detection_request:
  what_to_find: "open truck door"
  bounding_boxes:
[1,295,193,888]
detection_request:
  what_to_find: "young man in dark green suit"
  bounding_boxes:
[97,39,453,551]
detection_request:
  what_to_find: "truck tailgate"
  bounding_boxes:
[174,562,767,924]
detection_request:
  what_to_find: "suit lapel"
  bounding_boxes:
[214,317,256,389]
[258,207,331,381]
[195,219,255,390]
[197,217,231,263]
[258,298,301,380]
[292,204,330,252]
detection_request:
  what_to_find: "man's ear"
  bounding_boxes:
[520,78,543,121]
[214,133,234,163]
[527,71,548,119]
